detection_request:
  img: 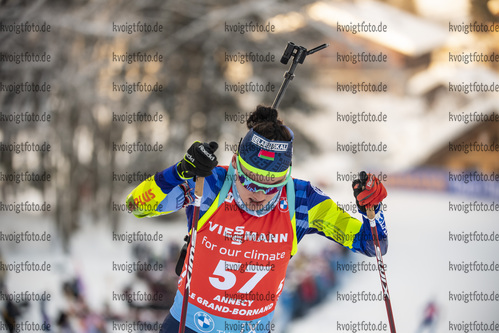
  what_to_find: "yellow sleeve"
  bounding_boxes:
[125,176,171,218]
[308,198,363,249]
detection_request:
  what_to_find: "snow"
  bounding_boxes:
[0,213,188,328]
[2,84,497,331]
[2,188,498,332]
[287,189,499,332]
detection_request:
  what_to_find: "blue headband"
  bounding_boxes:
[238,128,293,176]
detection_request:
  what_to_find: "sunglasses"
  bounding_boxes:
[235,156,290,195]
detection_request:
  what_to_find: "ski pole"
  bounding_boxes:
[366,205,397,333]
[178,176,205,333]
[272,42,328,110]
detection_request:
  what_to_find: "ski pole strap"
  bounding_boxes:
[217,164,235,206]
[194,177,204,207]
[367,206,377,227]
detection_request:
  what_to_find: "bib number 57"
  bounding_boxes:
[209,260,272,294]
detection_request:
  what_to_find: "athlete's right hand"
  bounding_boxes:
[176,141,218,179]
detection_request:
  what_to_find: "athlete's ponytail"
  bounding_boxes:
[246,105,292,141]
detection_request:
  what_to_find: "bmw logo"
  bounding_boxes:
[278,198,288,212]
[193,312,215,332]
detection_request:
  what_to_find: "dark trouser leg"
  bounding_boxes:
[159,314,197,333]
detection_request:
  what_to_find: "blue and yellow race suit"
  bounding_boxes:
[126,164,388,333]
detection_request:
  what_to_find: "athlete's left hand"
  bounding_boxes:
[352,171,387,213]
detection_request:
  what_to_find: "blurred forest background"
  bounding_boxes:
[1,0,499,330]
[0,0,350,248]
[1,0,498,248]
[1,0,326,249]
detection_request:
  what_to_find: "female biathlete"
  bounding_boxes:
[126,105,388,333]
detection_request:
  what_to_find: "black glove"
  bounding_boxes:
[177,141,218,179]
[352,171,387,213]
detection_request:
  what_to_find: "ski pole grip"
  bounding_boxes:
[362,181,376,221]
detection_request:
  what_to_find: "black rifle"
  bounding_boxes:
[272,42,329,109]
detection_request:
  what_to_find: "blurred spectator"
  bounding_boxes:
[415,300,438,333]
[2,299,20,333]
